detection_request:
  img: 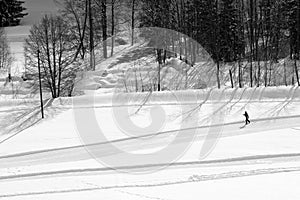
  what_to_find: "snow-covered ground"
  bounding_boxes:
[2,39,300,200]
[1,1,300,199]
[1,86,300,199]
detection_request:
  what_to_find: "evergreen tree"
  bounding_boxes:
[0,0,8,27]
[284,0,300,58]
[219,0,243,62]
[0,0,27,27]
[185,0,217,59]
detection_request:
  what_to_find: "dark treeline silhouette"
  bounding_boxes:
[139,0,300,88]
[0,0,27,27]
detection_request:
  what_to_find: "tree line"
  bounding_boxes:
[139,0,300,88]
[20,0,300,98]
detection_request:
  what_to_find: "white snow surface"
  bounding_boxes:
[1,2,300,198]
[1,87,300,199]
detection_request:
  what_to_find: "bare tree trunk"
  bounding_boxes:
[37,49,44,118]
[292,66,295,85]
[111,0,115,57]
[157,49,162,91]
[184,36,188,63]
[297,0,300,86]
[102,0,108,59]
[264,62,268,87]
[44,24,56,97]
[229,69,234,88]
[269,62,272,86]
[249,0,254,87]
[158,62,161,91]
[255,0,261,87]
[52,25,57,97]
[238,59,243,88]
[134,68,138,92]
[215,0,221,89]
[257,60,261,87]
[295,59,300,86]
[284,60,288,86]
[88,0,95,70]
[58,29,63,97]
[175,3,182,60]
[70,0,88,62]
[217,61,221,89]
[131,0,135,46]
[179,33,182,60]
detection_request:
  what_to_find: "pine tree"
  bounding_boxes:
[188,0,217,59]
[285,0,300,58]
[0,0,27,27]
[219,0,243,62]
[0,0,9,27]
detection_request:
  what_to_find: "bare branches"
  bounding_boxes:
[0,28,12,70]
[24,15,79,98]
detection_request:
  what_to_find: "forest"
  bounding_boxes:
[1,0,300,97]
[139,0,300,88]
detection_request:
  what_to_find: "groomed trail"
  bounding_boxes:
[1,112,300,169]
[1,165,300,198]
[1,87,300,199]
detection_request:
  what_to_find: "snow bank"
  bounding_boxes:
[53,86,300,107]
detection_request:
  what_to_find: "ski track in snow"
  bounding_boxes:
[1,88,300,198]
[1,165,300,198]
[1,152,300,182]
[1,113,300,163]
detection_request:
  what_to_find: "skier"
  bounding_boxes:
[243,111,250,125]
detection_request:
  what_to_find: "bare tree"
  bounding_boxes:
[110,0,116,56]
[102,0,108,59]
[0,28,12,75]
[24,15,78,98]
[59,0,89,61]
[131,0,136,46]
[88,0,96,70]
[119,0,139,46]
[108,0,123,56]
[94,0,108,59]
